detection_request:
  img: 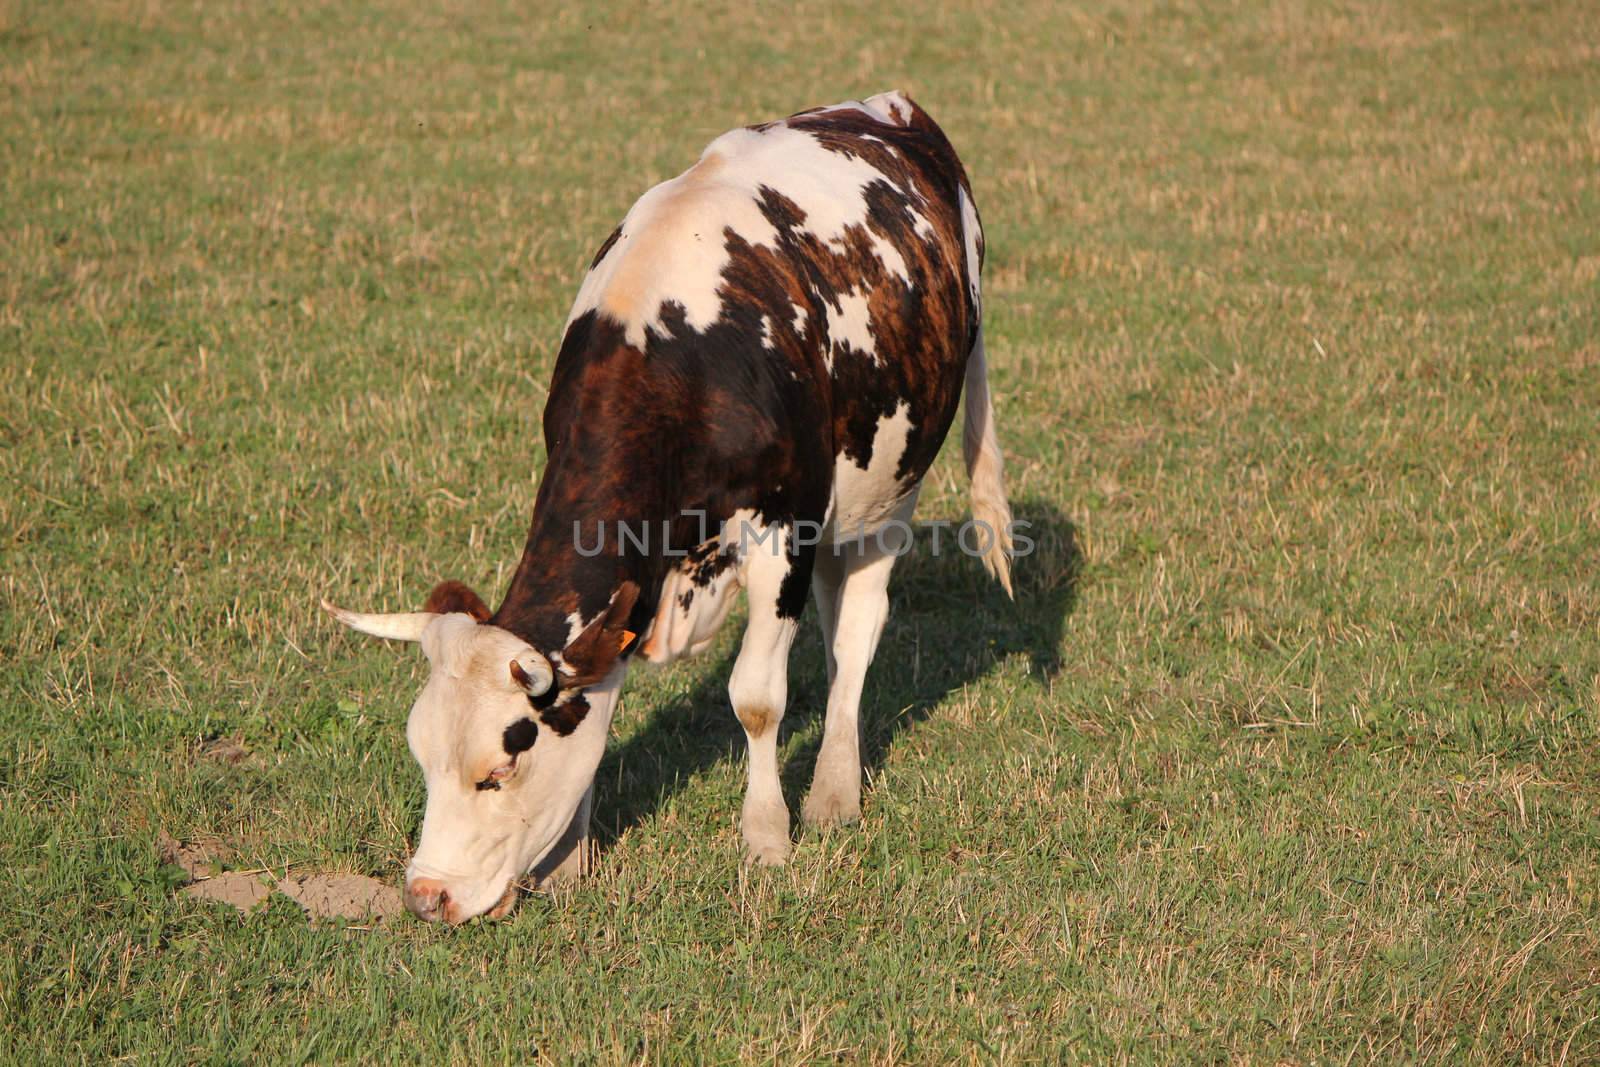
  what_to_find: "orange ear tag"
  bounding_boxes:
[618,630,637,654]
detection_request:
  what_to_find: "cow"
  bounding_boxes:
[323,91,1014,923]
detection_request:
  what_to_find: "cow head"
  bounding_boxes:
[322,580,638,923]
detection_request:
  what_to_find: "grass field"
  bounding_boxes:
[4,0,1599,1060]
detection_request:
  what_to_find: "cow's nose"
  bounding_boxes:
[404,878,449,923]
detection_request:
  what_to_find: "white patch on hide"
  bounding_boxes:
[566,101,926,350]
[827,400,918,541]
[641,545,742,665]
[562,610,590,646]
[566,149,780,349]
[824,289,876,371]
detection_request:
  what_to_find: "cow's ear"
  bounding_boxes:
[422,580,491,622]
[559,582,641,687]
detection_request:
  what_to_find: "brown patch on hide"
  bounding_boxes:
[590,224,623,269]
[735,703,776,737]
[686,539,737,588]
[423,580,490,622]
[559,581,641,687]
[538,692,590,736]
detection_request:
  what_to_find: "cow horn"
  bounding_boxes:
[509,652,555,698]
[321,599,437,642]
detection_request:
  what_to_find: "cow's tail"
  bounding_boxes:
[962,325,1015,598]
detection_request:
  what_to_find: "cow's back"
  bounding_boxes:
[561,92,980,533]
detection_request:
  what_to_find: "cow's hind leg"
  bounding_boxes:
[729,526,808,865]
[811,548,843,687]
[803,530,900,828]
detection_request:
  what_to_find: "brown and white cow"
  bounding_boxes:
[324,92,1014,923]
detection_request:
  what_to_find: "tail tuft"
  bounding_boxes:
[962,328,1014,598]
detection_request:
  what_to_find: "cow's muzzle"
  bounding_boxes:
[404,877,518,924]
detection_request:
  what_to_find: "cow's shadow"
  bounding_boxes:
[589,499,1082,850]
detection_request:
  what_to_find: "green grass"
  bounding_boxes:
[4,0,1599,1060]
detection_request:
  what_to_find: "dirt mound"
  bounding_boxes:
[278,873,403,922]
[164,832,403,925]
[181,871,274,912]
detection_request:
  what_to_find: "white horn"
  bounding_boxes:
[321,599,437,642]
[509,651,555,697]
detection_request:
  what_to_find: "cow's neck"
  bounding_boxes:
[492,312,676,651]
[490,435,653,653]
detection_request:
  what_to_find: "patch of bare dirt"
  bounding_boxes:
[278,873,403,922]
[181,871,274,912]
[163,831,402,925]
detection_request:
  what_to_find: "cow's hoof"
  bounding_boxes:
[741,799,791,866]
[744,838,791,866]
[802,786,861,829]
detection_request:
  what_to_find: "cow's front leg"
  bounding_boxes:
[728,535,805,865]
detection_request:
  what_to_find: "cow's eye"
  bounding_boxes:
[476,763,514,791]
